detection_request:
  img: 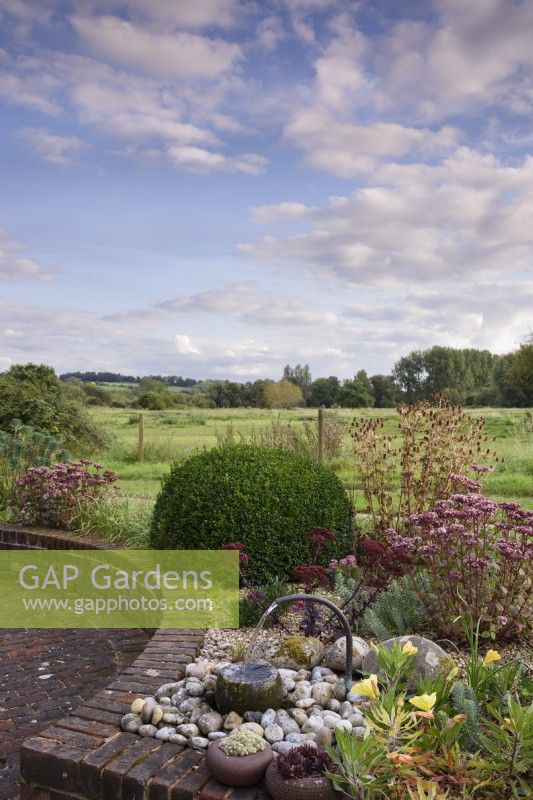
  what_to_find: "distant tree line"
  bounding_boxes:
[52,339,532,410]
[60,371,198,387]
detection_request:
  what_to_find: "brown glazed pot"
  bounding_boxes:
[206,740,273,787]
[265,760,341,800]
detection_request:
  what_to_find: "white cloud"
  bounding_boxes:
[175,334,201,355]
[256,16,286,51]
[72,15,242,79]
[20,127,88,165]
[104,0,241,30]
[239,148,533,285]
[252,201,316,222]
[0,231,55,282]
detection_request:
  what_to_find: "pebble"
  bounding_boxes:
[264,723,284,743]
[179,697,203,713]
[186,663,207,680]
[353,726,366,738]
[276,716,300,735]
[288,708,308,727]
[334,680,347,701]
[138,724,157,737]
[130,698,145,714]
[339,701,353,719]
[141,698,157,724]
[189,736,210,749]
[208,731,228,741]
[261,709,277,728]
[151,706,164,725]
[156,682,183,699]
[326,699,341,712]
[198,711,223,734]
[155,727,176,741]
[223,711,243,730]
[162,712,184,725]
[159,697,172,706]
[176,723,199,738]
[244,711,263,724]
[295,698,315,709]
[171,690,188,706]
[169,734,188,745]
[302,716,323,734]
[186,682,205,697]
[315,727,333,747]
[121,713,141,733]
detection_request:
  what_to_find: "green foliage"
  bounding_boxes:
[337,370,375,408]
[260,379,304,409]
[72,493,151,547]
[325,727,391,799]
[150,443,353,584]
[0,363,107,453]
[363,576,425,641]
[238,578,290,628]
[0,420,70,514]
[478,697,533,796]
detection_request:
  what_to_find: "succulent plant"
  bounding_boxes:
[276,744,335,779]
[219,730,267,756]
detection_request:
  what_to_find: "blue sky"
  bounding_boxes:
[1,0,532,380]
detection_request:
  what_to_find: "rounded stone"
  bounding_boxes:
[288,708,308,727]
[272,637,324,671]
[169,734,188,745]
[186,663,208,680]
[121,713,141,733]
[130,698,145,715]
[208,731,227,741]
[159,697,172,706]
[156,682,184,699]
[339,701,353,719]
[189,736,210,749]
[179,697,203,713]
[215,663,283,716]
[264,723,284,744]
[326,699,341,712]
[362,635,453,682]
[302,716,323,734]
[186,682,205,697]
[315,727,334,747]
[162,712,185,725]
[311,681,333,707]
[138,724,157,737]
[223,711,243,730]
[323,636,370,673]
[151,706,164,725]
[176,723,199,738]
[140,698,157,724]
[261,709,277,728]
[295,698,315,709]
[155,727,176,741]
[244,711,263,724]
[198,711,223,735]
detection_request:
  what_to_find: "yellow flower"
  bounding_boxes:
[484,649,501,665]
[409,693,437,712]
[402,641,418,656]
[352,674,380,699]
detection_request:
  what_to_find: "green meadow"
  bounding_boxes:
[90,406,533,510]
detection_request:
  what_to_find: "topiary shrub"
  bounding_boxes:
[150,444,353,584]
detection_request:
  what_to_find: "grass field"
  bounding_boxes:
[89,406,533,510]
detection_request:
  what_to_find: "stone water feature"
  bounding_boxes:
[120,594,372,753]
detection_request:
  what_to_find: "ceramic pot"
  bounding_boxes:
[206,740,273,787]
[265,760,341,800]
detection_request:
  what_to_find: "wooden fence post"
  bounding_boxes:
[138,413,145,462]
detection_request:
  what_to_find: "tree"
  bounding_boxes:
[337,372,374,408]
[308,376,340,407]
[504,337,533,406]
[392,351,426,402]
[370,374,397,408]
[260,380,304,409]
[0,363,106,452]
[282,363,312,401]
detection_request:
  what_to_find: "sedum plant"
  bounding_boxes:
[219,730,266,756]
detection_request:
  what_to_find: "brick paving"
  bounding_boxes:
[0,628,152,800]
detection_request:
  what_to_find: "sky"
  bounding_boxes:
[0,0,532,381]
